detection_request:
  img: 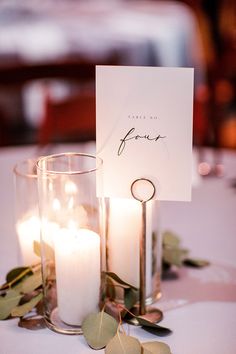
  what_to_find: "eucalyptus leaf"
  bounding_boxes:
[142,341,171,354]
[163,231,180,248]
[82,311,118,349]
[33,241,41,258]
[0,289,22,320]
[106,277,116,300]
[104,301,121,322]
[105,272,138,290]
[18,316,46,330]
[163,248,188,267]
[19,290,39,305]
[136,316,172,336]
[123,308,163,327]
[124,288,139,310]
[0,267,33,290]
[36,298,44,316]
[105,333,141,354]
[11,292,43,317]
[139,309,163,324]
[21,271,42,294]
[34,241,54,261]
[183,258,210,268]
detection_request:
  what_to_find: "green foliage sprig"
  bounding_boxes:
[0,263,45,329]
[103,272,171,335]
[0,230,209,326]
[162,231,210,271]
[82,307,172,354]
[0,230,209,353]
[0,266,172,352]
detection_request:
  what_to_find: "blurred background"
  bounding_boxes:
[0,0,235,149]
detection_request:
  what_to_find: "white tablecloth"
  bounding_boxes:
[0,143,236,354]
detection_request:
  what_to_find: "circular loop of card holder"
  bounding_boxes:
[131,178,156,203]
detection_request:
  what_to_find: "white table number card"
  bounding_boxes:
[96,66,194,201]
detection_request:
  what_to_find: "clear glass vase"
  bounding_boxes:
[37,152,104,334]
[14,158,41,266]
[106,198,162,304]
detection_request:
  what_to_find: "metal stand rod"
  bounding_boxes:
[131,178,156,316]
[139,200,146,315]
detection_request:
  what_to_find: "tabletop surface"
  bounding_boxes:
[0,143,236,353]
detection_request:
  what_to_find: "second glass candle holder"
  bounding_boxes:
[37,152,104,334]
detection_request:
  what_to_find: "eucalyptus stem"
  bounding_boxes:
[105,283,130,290]
[121,306,138,321]
[31,262,41,272]
[117,310,126,335]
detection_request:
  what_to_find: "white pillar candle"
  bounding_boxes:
[16,215,58,266]
[16,215,41,265]
[108,198,153,295]
[54,228,100,326]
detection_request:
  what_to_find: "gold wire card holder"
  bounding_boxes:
[130,177,162,323]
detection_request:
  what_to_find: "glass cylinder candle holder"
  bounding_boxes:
[14,159,41,266]
[106,198,162,304]
[37,152,104,334]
